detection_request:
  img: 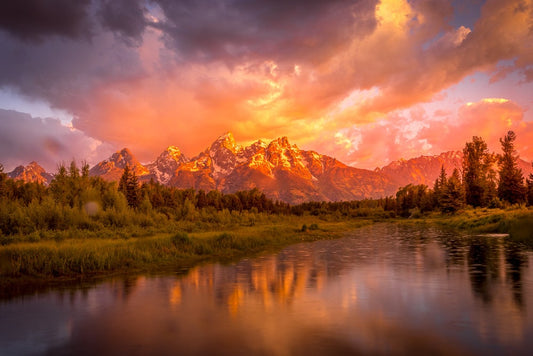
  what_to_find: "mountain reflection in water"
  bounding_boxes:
[1,224,533,355]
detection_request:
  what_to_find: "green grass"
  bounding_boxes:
[402,207,533,246]
[3,207,532,281]
[0,217,372,279]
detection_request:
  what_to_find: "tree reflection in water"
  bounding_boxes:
[1,224,533,355]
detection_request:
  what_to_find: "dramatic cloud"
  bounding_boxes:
[0,1,93,42]
[98,0,147,44]
[317,98,533,169]
[0,109,112,171]
[153,0,376,64]
[0,0,532,168]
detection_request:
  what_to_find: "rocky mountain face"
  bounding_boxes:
[145,146,188,184]
[377,151,533,189]
[9,132,533,203]
[377,151,464,187]
[167,133,398,203]
[88,148,150,181]
[7,161,54,185]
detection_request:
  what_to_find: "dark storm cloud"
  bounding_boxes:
[0,0,93,42]
[153,0,377,64]
[0,0,149,44]
[0,29,146,118]
[98,0,148,44]
[0,109,113,171]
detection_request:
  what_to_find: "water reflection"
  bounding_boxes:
[1,224,533,355]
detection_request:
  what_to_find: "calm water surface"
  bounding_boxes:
[2,223,533,355]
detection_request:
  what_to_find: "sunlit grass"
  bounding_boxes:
[0,217,372,278]
[415,207,533,245]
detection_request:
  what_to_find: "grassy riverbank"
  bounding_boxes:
[402,207,533,245]
[2,207,532,281]
[0,217,371,279]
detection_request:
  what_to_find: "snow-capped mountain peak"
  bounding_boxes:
[89,147,149,181]
[7,161,53,185]
[145,146,189,184]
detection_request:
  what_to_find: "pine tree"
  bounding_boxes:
[433,165,447,208]
[118,165,140,208]
[69,161,80,180]
[118,165,131,197]
[127,170,140,208]
[81,161,90,178]
[497,131,526,205]
[50,164,69,205]
[196,190,207,209]
[462,136,496,207]
[441,168,464,213]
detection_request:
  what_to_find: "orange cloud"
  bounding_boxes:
[9,0,529,168]
[309,98,533,169]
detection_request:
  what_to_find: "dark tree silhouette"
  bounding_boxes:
[440,168,464,213]
[462,136,496,207]
[497,131,526,204]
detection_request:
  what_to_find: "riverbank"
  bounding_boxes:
[2,207,532,283]
[0,217,372,281]
[401,207,533,245]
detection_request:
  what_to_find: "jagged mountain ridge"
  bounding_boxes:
[377,151,464,187]
[7,161,54,185]
[145,146,188,184]
[378,150,533,189]
[8,133,533,203]
[167,134,398,203]
[86,133,400,203]
[88,148,150,181]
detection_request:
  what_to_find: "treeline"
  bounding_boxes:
[294,131,533,218]
[0,161,291,241]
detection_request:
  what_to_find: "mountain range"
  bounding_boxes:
[6,133,533,204]
[6,161,54,185]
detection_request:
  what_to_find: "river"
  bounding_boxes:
[2,223,533,355]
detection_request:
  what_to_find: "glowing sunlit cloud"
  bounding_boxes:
[307,97,533,169]
[1,0,532,170]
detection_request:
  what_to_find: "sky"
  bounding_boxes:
[0,0,532,171]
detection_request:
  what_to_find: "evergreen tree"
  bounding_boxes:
[68,161,82,207]
[118,165,130,196]
[440,168,464,213]
[462,136,496,207]
[196,190,207,208]
[497,131,526,205]
[81,161,90,178]
[50,164,69,205]
[118,165,140,208]
[127,170,140,208]
[69,161,80,180]
[433,165,447,207]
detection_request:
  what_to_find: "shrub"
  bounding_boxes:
[213,232,236,249]
[171,232,191,247]
[409,207,422,219]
